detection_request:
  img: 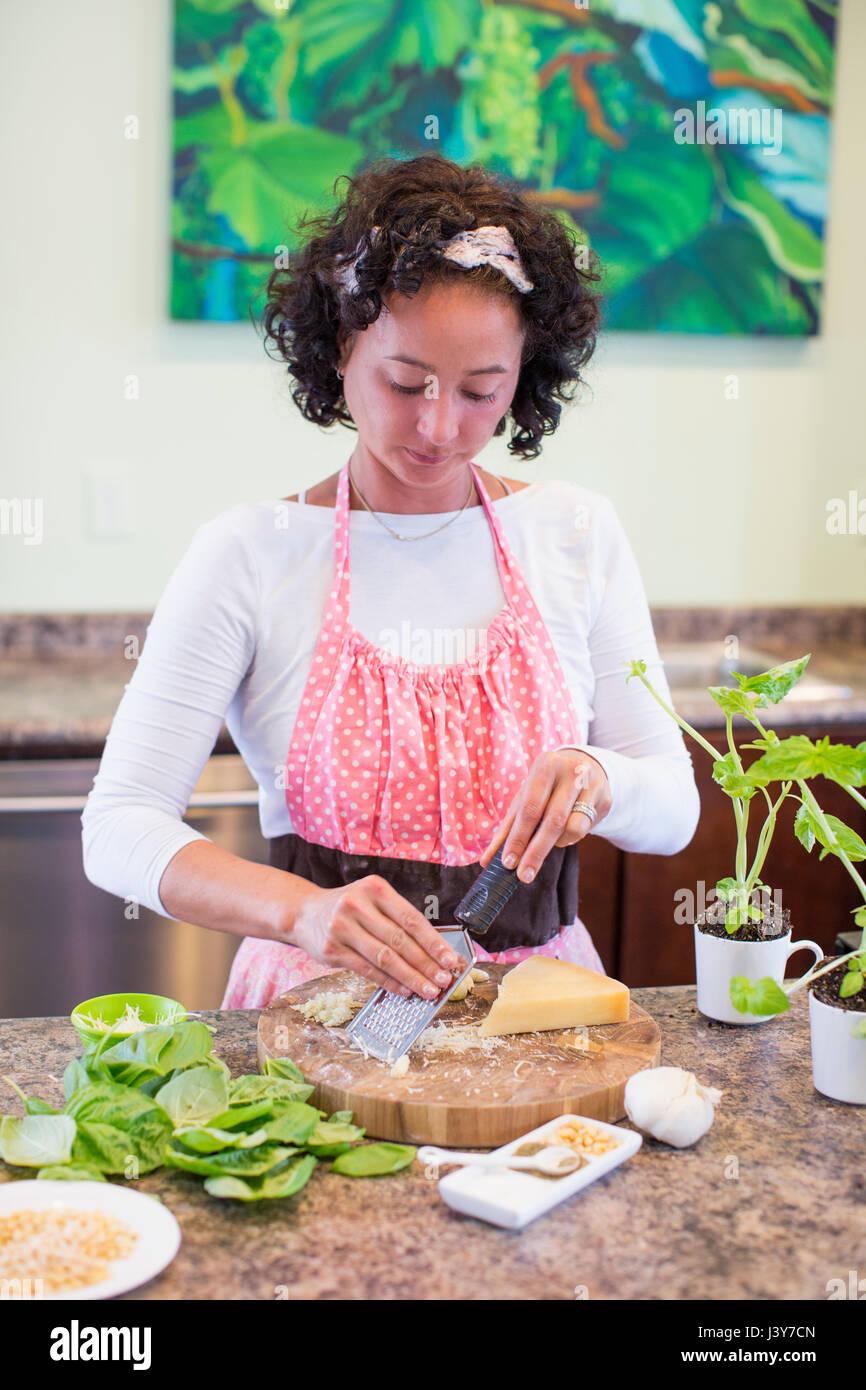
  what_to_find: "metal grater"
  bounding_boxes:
[345,848,520,1064]
[345,927,477,1064]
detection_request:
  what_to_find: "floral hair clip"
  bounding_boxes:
[333,223,534,296]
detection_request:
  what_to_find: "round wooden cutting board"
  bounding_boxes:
[257,965,661,1147]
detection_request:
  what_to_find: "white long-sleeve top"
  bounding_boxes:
[81,475,700,920]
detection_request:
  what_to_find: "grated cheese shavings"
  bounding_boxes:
[415,1022,507,1057]
[75,1002,183,1034]
[293,991,357,1027]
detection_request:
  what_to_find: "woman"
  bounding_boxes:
[82,155,699,1009]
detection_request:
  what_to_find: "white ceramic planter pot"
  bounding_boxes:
[809,992,866,1103]
[694,925,822,1025]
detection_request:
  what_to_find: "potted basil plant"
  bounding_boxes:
[624,654,822,1025]
[726,730,866,1103]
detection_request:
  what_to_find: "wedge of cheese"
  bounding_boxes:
[478,957,629,1036]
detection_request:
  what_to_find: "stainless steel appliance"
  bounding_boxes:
[0,755,268,1018]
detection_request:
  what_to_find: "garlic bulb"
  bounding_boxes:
[624,1066,723,1148]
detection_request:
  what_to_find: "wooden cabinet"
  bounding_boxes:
[578,722,866,987]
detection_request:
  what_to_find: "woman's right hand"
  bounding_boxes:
[289,876,464,998]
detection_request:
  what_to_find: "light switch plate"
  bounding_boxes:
[85,472,135,537]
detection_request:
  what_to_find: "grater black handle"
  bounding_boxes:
[453,847,520,936]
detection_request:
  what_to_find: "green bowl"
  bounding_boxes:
[70,992,187,1045]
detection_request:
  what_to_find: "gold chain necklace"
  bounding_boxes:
[347,463,477,541]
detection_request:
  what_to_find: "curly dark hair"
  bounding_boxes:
[258,154,602,461]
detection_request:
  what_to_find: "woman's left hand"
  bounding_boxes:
[478,750,612,883]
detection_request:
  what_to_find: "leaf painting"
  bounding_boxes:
[172,0,838,334]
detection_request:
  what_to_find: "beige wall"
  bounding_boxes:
[1,0,864,612]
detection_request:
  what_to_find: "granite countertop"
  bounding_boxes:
[2,609,865,756]
[0,988,862,1301]
[0,621,236,757]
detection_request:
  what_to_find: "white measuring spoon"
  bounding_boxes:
[417,1143,582,1176]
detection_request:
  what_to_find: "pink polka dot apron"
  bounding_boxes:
[222,462,604,1009]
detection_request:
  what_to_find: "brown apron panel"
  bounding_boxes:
[268,834,578,953]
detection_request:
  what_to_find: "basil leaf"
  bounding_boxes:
[200,1175,256,1201]
[734,655,810,705]
[176,1125,273,1153]
[262,1057,306,1083]
[138,1054,230,1100]
[332,1142,415,1177]
[199,1055,232,1077]
[236,1127,271,1149]
[66,1085,172,1162]
[63,1057,101,1102]
[128,1112,176,1173]
[204,1153,317,1202]
[89,1021,214,1088]
[711,754,759,800]
[1,1076,57,1115]
[840,971,864,999]
[36,1164,106,1182]
[164,1140,298,1178]
[71,1121,138,1175]
[724,907,744,933]
[155,1065,229,1130]
[750,734,866,789]
[176,1126,254,1154]
[305,1119,365,1157]
[729,975,790,1017]
[708,686,768,718]
[208,1100,276,1131]
[65,1080,161,1127]
[65,1083,173,1174]
[256,1102,320,1146]
[815,815,866,865]
[0,1114,76,1167]
[228,1074,314,1107]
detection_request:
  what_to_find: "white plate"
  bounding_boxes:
[0,1181,181,1299]
[436,1114,642,1229]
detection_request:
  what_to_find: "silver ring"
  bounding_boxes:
[571,798,597,825]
